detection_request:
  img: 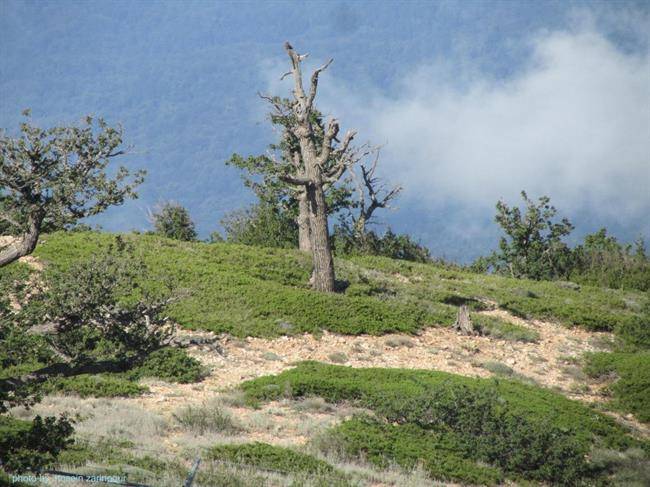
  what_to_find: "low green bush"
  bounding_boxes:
[208,442,342,478]
[585,352,650,423]
[130,347,205,384]
[372,384,590,483]
[0,415,74,472]
[319,416,503,485]
[615,314,650,351]
[241,362,631,447]
[40,374,148,398]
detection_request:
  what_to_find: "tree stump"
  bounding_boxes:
[453,305,476,335]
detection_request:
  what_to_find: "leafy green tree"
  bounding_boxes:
[150,201,197,241]
[221,203,298,248]
[570,229,649,291]
[333,224,430,263]
[0,111,144,266]
[491,191,574,280]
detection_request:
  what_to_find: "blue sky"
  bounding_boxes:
[1,0,648,261]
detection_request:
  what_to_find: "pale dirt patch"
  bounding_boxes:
[130,309,612,418]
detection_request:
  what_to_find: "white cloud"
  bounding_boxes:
[316,23,650,230]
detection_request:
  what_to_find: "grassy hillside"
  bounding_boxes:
[3,231,650,485]
[29,231,649,337]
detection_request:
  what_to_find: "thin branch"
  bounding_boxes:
[330,130,357,162]
[258,92,289,116]
[307,58,333,109]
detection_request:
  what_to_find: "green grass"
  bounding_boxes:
[585,351,650,423]
[27,231,649,336]
[240,362,648,484]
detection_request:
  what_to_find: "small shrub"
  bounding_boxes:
[131,347,205,383]
[327,352,348,364]
[174,402,241,435]
[561,365,588,382]
[292,397,335,413]
[384,336,415,348]
[481,361,514,376]
[261,351,282,361]
[41,374,147,398]
[590,447,650,486]
[218,391,248,408]
[208,442,337,476]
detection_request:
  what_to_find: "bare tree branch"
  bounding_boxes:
[318,119,342,165]
[349,148,402,234]
[284,42,308,109]
[307,58,333,109]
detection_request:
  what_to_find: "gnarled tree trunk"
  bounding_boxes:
[306,183,335,292]
[0,211,43,267]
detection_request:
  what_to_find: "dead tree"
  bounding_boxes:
[350,148,402,240]
[270,42,357,292]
